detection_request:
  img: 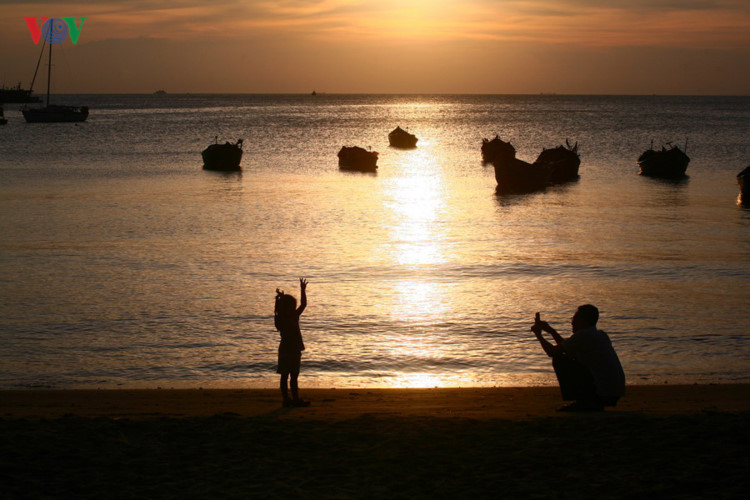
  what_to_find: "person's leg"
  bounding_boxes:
[552,355,600,409]
[289,365,309,406]
[290,372,299,401]
[280,373,291,405]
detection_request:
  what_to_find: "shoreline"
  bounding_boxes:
[2,383,748,420]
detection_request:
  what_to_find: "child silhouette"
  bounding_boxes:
[274,278,310,407]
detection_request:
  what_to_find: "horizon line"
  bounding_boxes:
[9,92,750,98]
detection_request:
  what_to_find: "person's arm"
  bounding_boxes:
[297,278,307,315]
[534,331,562,357]
[544,323,565,346]
[531,312,564,357]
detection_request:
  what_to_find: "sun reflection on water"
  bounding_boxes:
[384,154,447,267]
[390,278,449,322]
[375,151,462,386]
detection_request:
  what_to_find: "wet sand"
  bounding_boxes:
[2,385,749,498]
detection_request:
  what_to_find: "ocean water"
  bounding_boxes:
[1,94,749,389]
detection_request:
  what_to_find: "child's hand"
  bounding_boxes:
[300,278,308,291]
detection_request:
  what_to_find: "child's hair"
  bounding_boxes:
[276,294,297,316]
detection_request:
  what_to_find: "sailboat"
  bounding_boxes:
[22,20,88,123]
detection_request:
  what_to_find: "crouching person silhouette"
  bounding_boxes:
[532,305,625,411]
[274,278,310,408]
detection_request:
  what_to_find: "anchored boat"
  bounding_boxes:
[638,141,690,178]
[22,19,88,123]
[202,138,243,171]
[338,146,378,171]
[388,126,418,148]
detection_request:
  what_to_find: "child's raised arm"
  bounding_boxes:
[297,278,308,315]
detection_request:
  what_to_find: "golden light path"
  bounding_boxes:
[378,144,474,387]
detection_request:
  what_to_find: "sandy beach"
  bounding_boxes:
[2,384,749,498]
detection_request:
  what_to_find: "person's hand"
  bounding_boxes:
[531,312,546,334]
[300,278,308,291]
[276,288,284,299]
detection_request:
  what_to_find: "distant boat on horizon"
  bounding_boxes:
[154,90,167,95]
[0,82,41,104]
[22,20,88,123]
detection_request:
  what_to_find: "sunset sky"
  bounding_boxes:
[1,0,749,94]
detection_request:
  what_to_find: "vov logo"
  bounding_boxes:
[25,17,86,45]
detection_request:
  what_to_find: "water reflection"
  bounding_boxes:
[375,153,456,384]
[390,278,451,324]
[384,156,447,266]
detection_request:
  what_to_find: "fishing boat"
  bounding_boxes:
[202,138,243,171]
[487,136,580,193]
[338,146,378,171]
[638,141,690,178]
[487,137,545,192]
[388,126,418,148]
[22,20,88,123]
[535,140,580,183]
[738,166,750,206]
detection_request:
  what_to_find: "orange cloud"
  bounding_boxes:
[2,0,747,48]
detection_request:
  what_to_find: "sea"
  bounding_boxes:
[1,94,749,390]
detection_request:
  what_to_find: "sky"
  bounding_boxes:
[1,0,749,94]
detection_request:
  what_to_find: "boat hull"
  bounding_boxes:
[487,137,579,193]
[202,143,243,171]
[493,157,552,194]
[22,105,88,123]
[388,127,418,149]
[535,145,580,183]
[638,147,690,178]
[338,146,378,171]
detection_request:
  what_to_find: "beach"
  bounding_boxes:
[2,384,748,498]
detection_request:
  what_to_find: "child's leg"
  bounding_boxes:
[280,373,290,402]
[290,372,299,401]
[289,372,309,406]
